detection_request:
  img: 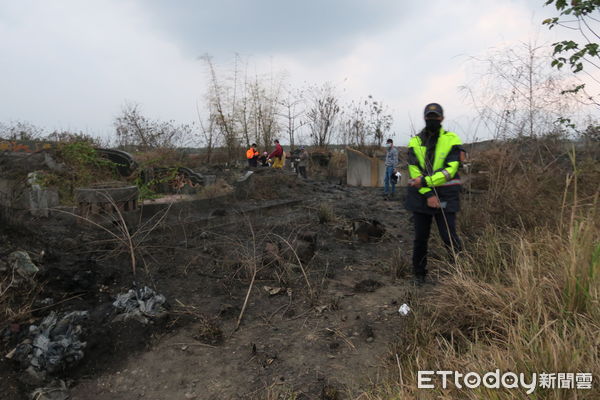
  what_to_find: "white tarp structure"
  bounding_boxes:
[346,147,386,187]
[346,147,409,188]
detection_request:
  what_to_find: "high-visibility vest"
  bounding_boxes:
[246,148,258,159]
[408,128,462,196]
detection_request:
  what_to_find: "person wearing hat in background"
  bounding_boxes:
[246,143,259,167]
[405,103,464,285]
[297,146,309,178]
[383,138,399,200]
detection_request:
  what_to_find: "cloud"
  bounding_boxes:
[142,0,409,59]
[0,0,595,144]
[0,0,204,136]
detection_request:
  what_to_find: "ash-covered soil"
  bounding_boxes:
[1,175,440,399]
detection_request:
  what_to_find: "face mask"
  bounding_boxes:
[425,119,441,132]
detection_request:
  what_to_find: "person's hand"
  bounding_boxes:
[427,195,441,208]
[409,177,423,188]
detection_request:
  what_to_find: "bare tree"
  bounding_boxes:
[278,87,306,150]
[366,95,393,147]
[201,54,239,161]
[340,100,368,148]
[0,121,44,141]
[305,83,341,149]
[339,95,393,151]
[460,41,589,139]
[196,102,217,163]
[114,103,192,150]
[249,72,284,149]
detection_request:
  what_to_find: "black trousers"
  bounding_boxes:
[412,211,462,276]
[248,158,258,168]
[298,166,307,178]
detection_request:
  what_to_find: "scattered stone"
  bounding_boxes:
[8,250,39,279]
[314,305,328,314]
[263,286,283,296]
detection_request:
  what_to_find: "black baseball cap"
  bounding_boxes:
[424,103,443,118]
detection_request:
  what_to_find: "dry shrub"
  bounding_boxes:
[196,178,232,199]
[133,148,184,167]
[462,139,599,231]
[317,202,336,224]
[366,207,599,399]
[388,248,410,279]
[363,138,600,400]
[0,272,43,328]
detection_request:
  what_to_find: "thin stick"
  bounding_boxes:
[29,293,85,313]
[234,219,258,331]
[396,353,404,389]
[235,268,256,331]
[170,342,216,348]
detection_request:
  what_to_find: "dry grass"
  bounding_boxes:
[362,139,600,399]
[196,178,232,199]
[316,202,337,224]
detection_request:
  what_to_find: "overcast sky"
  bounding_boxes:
[0,0,597,145]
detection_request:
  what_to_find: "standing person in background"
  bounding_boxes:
[405,103,463,285]
[298,146,309,178]
[268,139,284,169]
[383,138,399,200]
[246,143,259,167]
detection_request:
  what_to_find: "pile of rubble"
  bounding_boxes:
[112,285,167,324]
[7,311,88,383]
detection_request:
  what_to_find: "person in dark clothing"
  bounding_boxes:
[297,147,309,178]
[405,103,464,285]
[258,152,269,167]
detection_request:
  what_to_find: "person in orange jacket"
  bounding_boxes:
[246,143,259,167]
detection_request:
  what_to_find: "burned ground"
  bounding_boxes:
[0,174,438,400]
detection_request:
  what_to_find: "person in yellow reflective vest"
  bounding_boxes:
[405,103,464,285]
[246,143,259,167]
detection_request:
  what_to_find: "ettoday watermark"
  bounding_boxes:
[417,370,593,394]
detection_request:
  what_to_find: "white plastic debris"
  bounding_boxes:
[398,303,411,316]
